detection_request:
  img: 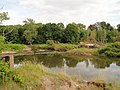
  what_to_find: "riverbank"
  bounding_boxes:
[0,61,119,90]
[32,42,120,58]
[1,42,120,59]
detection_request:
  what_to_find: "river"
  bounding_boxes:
[14,53,120,83]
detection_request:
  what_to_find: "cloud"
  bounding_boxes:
[2,0,120,26]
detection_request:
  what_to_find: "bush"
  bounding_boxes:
[98,42,120,57]
[0,36,5,44]
[0,61,24,85]
[46,40,55,45]
[0,61,9,83]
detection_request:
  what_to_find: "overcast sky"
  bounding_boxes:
[1,0,120,26]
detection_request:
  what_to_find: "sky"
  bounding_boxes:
[1,0,120,26]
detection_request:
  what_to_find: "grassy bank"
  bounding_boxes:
[32,43,78,52]
[98,42,120,57]
[61,48,98,61]
[0,44,27,53]
[0,61,119,90]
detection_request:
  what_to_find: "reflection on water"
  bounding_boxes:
[14,54,120,82]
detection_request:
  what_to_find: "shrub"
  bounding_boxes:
[0,36,5,44]
[98,42,120,57]
[46,40,55,45]
[0,61,24,85]
[0,61,9,83]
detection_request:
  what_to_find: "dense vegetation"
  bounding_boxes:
[0,12,120,45]
[0,61,24,85]
[0,44,27,53]
[0,35,27,53]
[32,41,78,52]
[98,42,120,57]
[0,18,120,44]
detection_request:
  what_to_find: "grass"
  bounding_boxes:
[66,48,97,57]
[0,44,27,53]
[14,62,46,89]
[32,43,78,52]
[0,61,76,90]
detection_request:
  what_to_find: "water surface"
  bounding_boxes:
[14,54,120,83]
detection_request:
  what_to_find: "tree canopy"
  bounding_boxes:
[0,20,120,44]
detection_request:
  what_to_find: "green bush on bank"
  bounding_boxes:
[46,40,55,45]
[0,61,24,85]
[0,44,27,52]
[98,42,120,57]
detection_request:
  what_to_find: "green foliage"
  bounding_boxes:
[12,73,24,86]
[46,40,55,45]
[67,48,96,57]
[64,23,81,43]
[4,25,21,43]
[96,29,107,43]
[0,61,9,83]
[0,12,9,24]
[53,44,78,51]
[33,43,78,51]
[23,18,38,44]
[14,62,46,88]
[117,24,120,32]
[0,44,27,52]
[98,42,120,57]
[0,21,120,44]
[0,36,5,44]
[38,23,64,43]
[0,61,24,85]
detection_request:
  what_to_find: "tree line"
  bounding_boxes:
[0,12,120,44]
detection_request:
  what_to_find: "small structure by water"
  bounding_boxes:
[1,51,16,68]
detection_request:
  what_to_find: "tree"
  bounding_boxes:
[64,23,80,43]
[116,31,120,42]
[99,21,114,31]
[88,30,96,43]
[106,29,118,42]
[96,29,107,43]
[57,23,64,29]
[77,23,86,30]
[0,12,9,24]
[23,18,35,25]
[79,30,89,41]
[117,24,120,32]
[5,25,21,43]
[23,18,38,45]
[38,23,64,43]
[0,12,12,37]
